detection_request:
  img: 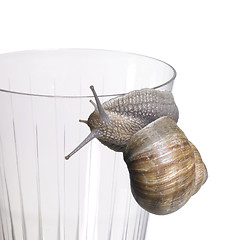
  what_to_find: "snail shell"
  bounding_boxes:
[124,116,208,215]
[190,142,208,195]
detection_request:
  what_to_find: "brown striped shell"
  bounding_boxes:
[123,116,207,215]
[190,142,208,195]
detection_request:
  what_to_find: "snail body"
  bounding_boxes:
[90,88,179,151]
[65,86,179,158]
[65,86,207,215]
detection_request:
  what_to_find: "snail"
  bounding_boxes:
[65,86,207,215]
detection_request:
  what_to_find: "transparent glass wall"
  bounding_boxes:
[0,49,176,240]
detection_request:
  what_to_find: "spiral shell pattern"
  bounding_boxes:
[190,142,208,195]
[124,116,207,215]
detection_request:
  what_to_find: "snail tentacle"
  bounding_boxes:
[90,85,109,122]
[65,129,99,160]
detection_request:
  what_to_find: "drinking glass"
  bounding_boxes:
[0,49,176,240]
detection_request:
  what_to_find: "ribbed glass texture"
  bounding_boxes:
[0,49,176,240]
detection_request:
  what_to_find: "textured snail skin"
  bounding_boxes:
[123,116,207,215]
[65,87,179,159]
[87,88,179,152]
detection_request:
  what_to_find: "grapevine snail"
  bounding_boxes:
[65,86,207,215]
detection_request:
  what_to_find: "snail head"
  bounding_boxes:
[65,86,110,160]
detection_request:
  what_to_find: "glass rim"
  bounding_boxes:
[0,48,177,98]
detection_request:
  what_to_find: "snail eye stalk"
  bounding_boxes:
[65,130,99,160]
[90,85,109,122]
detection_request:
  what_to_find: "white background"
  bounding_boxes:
[0,0,234,239]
